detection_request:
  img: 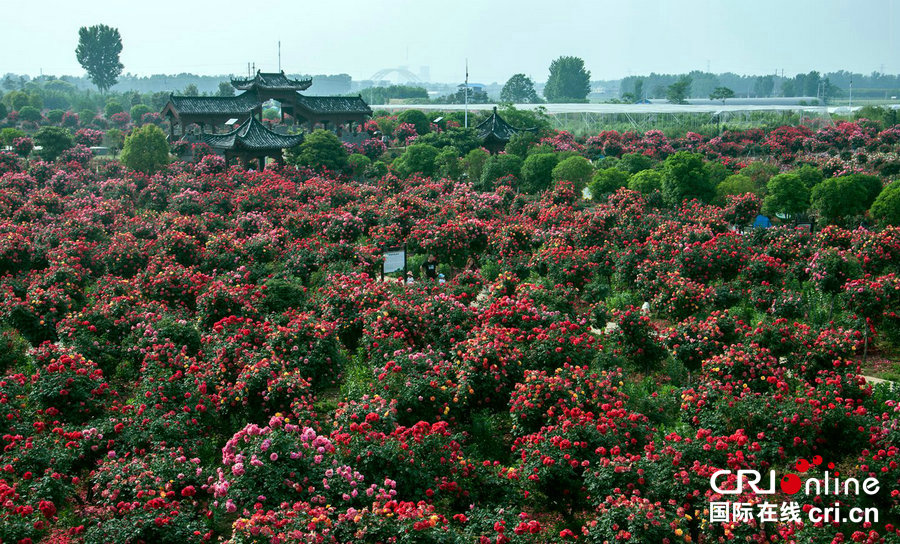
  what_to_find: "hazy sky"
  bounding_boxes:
[2,0,897,83]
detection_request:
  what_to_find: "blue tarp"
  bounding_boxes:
[753,215,771,228]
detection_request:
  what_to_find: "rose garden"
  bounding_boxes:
[0,101,899,544]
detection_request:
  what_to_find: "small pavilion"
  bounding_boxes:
[475,106,537,153]
[198,116,303,168]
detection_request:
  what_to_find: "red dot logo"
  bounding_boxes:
[827,462,835,470]
[812,455,823,466]
[780,473,802,495]
[795,459,810,473]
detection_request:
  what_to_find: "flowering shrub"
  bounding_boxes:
[75,128,104,147]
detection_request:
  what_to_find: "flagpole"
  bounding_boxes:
[464,58,469,128]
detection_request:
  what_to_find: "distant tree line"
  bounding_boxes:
[621,70,900,101]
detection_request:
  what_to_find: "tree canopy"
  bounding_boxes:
[75,24,124,93]
[762,173,810,218]
[501,74,541,104]
[661,151,714,206]
[709,86,735,103]
[666,76,692,105]
[120,124,170,174]
[543,56,591,103]
[286,129,348,172]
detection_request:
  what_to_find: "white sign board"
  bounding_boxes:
[383,248,406,274]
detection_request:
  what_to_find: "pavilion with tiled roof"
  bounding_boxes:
[198,116,303,168]
[161,68,372,139]
[475,106,537,153]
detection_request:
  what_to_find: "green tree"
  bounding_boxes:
[0,128,25,146]
[465,148,490,184]
[435,147,462,179]
[501,74,541,103]
[4,90,32,111]
[285,129,348,171]
[709,86,735,103]
[0,102,6,120]
[120,124,170,174]
[346,153,371,177]
[795,164,824,190]
[753,76,774,98]
[628,169,663,195]
[666,76,692,104]
[810,176,869,226]
[661,151,714,206]
[397,109,431,135]
[840,173,883,208]
[762,173,810,218]
[479,154,523,191]
[551,155,593,194]
[504,131,541,158]
[130,104,152,123]
[520,153,559,194]
[46,109,66,124]
[18,106,42,122]
[589,167,630,198]
[217,82,235,97]
[543,56,591,103]
[33,126,74,162]
[75,24,124,93]
[716,174,757,203]
[182,84,199,96]
[104,100,124,117]
[870,182,900,226]
[618,153,655,174]
[739,161,780,193]
[392,144,440,178]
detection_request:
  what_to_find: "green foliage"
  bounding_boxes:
[497,105,552,133]
[346,153,371,177]
[810,175,870,226]
[285,129,348,171]
[869,181,900,226]
[104,128,125,150]
[0,128,25,146]
[413,127,480,154]
[551,155,593,194]
[0,102,6,120]
[46,109,66,124]
[79,108,97,124]
[543,56,591,102]
[795,164,825,189]
[392,143,440,178]
[628,169,663,195]
[130,104,152,122]
[104,100,124,116]
[18,105,41,122]
[716,174,757,203]
[762,173,810,218]
[435,147,462,179]
[662,151,714,206]
[709,86,735,102]
[666,75,692,104]
[396,109,431,135]
[465,148,489,184]
[359,85,427,105]
[120,124,170,174]
[618,152,656,174]
[705,160,729,186]
[520,153,559,194]
[34,126,74,162]
[76,24,124,92]
[840,173,884,208]
[216,81,235,97]
[479,153,523,191]
[739,161,780,192]
[590,167,630,198]
[500,73,541,103]
[505,131,540,158]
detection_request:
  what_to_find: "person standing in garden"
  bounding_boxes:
[421,254,438,280]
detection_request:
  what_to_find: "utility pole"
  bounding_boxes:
[464,58,469,128]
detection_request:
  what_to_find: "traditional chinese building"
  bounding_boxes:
[161,70,371,138]
[198,115,303,168]
[475,106,537,153]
